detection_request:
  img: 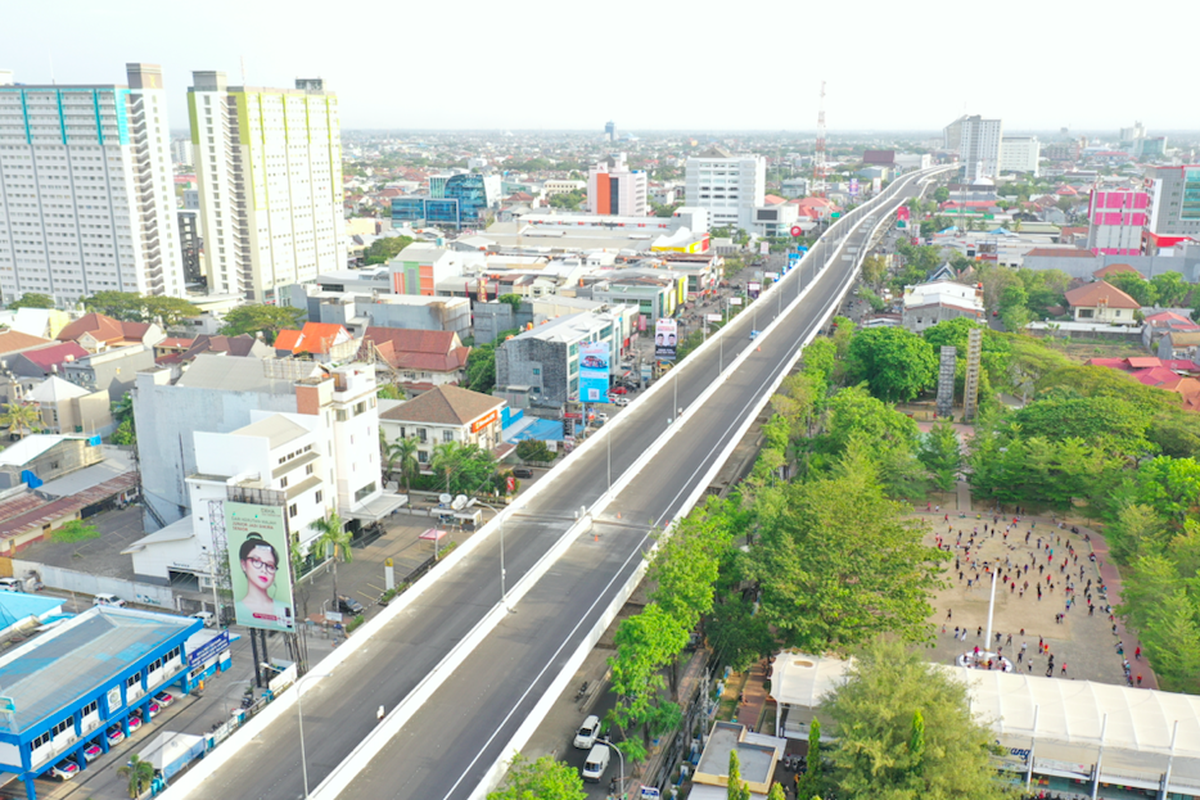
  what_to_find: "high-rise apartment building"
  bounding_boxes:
[1000,136,1040,176]
[604,120,616,142]
[587,153,647,216]
[170,138,194,168]
[685,148,765,231]
[1144,165,1200,238]
[188,72,346,303]
[958,116,1003,182]
[0,64,185,304]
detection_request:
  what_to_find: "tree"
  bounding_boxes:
[727,750,751,800]
[822,638,1009,800]
[864,255,892,289]
[0,403,40,439]
[6,292,54,310]
[920,420,962,492]
[795,719,823,800]
[118,754,156,798]
[464,342,498,393]
[846,327,937,403]
[515,438,554,463]
[608,603,687,757]
[384,436,420,496]
[377,383,403,401]
[997,281,1030,331]
[750,455,945,655]
[549,190,584,210]
[362,235,414,266]
[309,512,352,609]
[431,440,497,496]
[932,186,949,204]
[143,295,202,326]
[487,753,586,800]
[1152,271,1189,307]
[218,304,305,344]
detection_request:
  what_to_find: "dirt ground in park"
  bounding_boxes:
[913,510,1146,688]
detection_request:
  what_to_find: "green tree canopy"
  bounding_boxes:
[218,304,305,344]
[487,754,587,800]
[1106,273,1158,307]
[362,235,414,266]
[84,291,200,326]
[6,292,54,310]
[920,420,962,492]
[822,638,1011,800]
[1152,271,1189,307]
[846,327,937,402]
[750,453,945,654]
[430,440,498,496]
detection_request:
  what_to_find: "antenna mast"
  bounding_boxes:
[813,80,827,197]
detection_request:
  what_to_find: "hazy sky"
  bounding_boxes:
[4,0,1191,135]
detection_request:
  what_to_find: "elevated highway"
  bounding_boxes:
[166,166,951,800]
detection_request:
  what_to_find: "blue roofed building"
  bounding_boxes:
[0,593,65,637]
[390,174,501,230]
[0,606,200,799]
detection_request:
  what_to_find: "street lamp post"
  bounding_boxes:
[297,671,332,799]
[471,500,511,612]
[598,738,625,799]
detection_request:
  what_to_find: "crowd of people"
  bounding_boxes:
[930,512,1144,686]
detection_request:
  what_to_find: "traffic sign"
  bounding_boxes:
[789,225,803,237]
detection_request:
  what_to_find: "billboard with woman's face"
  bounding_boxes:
[225,502,296,633]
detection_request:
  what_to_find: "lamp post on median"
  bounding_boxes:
[471,499,512,612]
[297,671,332,799]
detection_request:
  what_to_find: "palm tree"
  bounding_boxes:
[309,512,352,610]
[385,436,420,496]
[0,402,40,439]
[118,754,155,798]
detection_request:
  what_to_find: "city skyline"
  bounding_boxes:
[4,0,1195,134]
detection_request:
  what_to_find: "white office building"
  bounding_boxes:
[685,148,765,231]
[188,72,346,303]
[0,63,185,304]
[959,115,1003,182]
[170,138,194,168]
[587,153,647,216]
[1000,136,1040,176]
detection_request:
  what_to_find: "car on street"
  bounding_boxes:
[573,714,601,749]
[337,596,365,616]
[93,593,125,607]
[613,397,630,407]
[127,712,142,732]
[609,386,628,395]
[581,743,610,782]
[190,611,215,627]
[0,577,22,592]
[49,759,79,780]
[512,467,534,479]
[82,741,103,763]
[154,690,174,708]
[147,700,160,718]
[749,330,760,340]
[106,725,125,745]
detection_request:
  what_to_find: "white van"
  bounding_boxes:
[581,743,609,783]
[0,577,22,592]
[92,593,126,607]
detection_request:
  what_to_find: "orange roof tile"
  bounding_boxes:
[1064,280,1141,310]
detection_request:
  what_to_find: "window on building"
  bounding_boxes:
[314,490,322,504]
[418,428,427,443]
[280,476,288,489]
[289,503,298,518]
[32,731,51,750]
[82,700,98,717]
[418,450,428,464]
[306,464,314,475]
[126,673,140,689]
[443,430,453,443]
[354,483,376,502]
[336,409,348,422]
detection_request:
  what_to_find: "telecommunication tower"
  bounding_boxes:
[813,80,827,197]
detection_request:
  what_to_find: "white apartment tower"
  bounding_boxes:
[959,115,1003,182]
[685,148,766,231]
[188,72,346,303]
[1000,136,1041,176]
[0,63,185,304]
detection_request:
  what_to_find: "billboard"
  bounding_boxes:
[579,340,611,404]
[225,502,296,633]
[654,318,678,361]
[747,281,761,299]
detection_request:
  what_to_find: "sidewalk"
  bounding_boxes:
[735,659,772,732]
